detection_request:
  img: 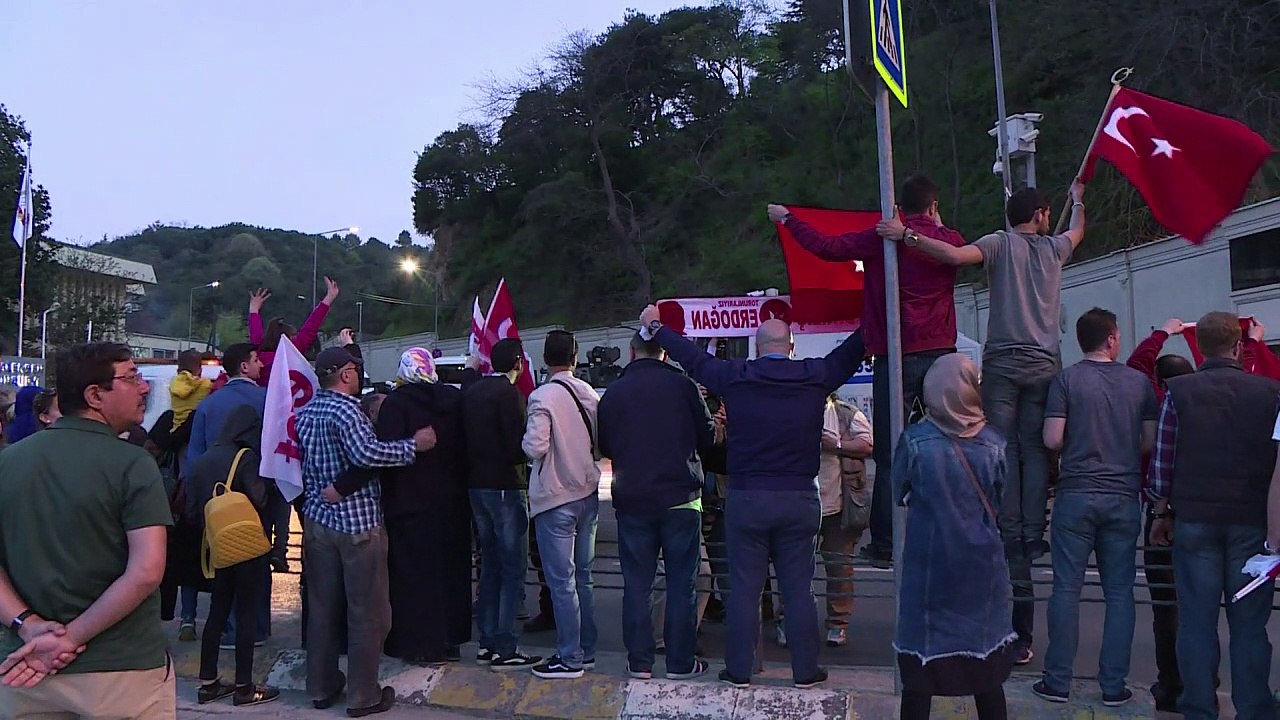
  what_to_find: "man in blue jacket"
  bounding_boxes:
[598,333,715,682]
[638,305,866,689]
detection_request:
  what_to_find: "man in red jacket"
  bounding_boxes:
[766,175,965,569]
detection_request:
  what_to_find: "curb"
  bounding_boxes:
[258,648,1159,719]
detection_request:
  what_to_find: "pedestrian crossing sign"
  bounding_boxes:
[869,0,907,107]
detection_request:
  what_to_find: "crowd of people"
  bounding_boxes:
[0,174,1279,720]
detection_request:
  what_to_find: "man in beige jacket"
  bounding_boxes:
[522,330,601,679]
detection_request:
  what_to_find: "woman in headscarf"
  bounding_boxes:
[376,348,473,664]
[891,354,1016,720]
[4,386,49,444]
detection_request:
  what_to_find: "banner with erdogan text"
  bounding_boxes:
[656,295,859,338]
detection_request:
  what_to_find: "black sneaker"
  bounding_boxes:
[667,659,709,681]
[858,545,892,569]
[794,667,828,689]
[476,648,497,666]
[233,685,280,707]
[1032,680,1069,703]
[444,645,462,662]
[1149,682,1181,713]
[490,652,541,671]
[532,656,584,679]
[1102,688,1134,707]
[197,679,236,704]
[718,669,750,688]
[629,665,653,680]
[582,657,596,671]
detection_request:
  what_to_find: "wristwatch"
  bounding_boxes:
[10,608,33,634]
[647,319,663,335]
[903,229,921,248]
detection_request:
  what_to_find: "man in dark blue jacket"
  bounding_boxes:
[638,305,866,689]
[598,333,715,681]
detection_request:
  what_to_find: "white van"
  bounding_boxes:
[138,360,224,432]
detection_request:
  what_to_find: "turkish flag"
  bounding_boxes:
[1082,87,1273,244]
[776,207,874,325]
[469,296,488,370]
[480,278,536,397]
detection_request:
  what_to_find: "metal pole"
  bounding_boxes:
[357,301,364,343]
[1025,153,1037,190]
[16,146,31,357]
[187,288,195,352]
[311,237,318,308]
[875,82,908,696]
[989,0,1013,211]
[40,311,48,363]
[86,320,92,343]
[433,286,440,343]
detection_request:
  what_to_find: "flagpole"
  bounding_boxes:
[1054,68,1132,233]
[16,144,31,356]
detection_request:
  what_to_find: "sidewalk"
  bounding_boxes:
[238,645,1156,720]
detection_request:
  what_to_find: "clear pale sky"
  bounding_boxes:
[1,1,693,246]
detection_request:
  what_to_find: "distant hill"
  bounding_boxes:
[96,224,444,344]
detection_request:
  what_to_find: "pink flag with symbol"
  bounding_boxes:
[259,336,317,501]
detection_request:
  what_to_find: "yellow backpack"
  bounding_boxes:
[201,448,272,579]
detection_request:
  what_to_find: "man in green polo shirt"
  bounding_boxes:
[0,343,174,719]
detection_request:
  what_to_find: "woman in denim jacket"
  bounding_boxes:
[891,354,1017,720]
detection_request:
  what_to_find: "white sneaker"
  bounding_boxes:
[775,622,788,648]
[826,628,847,647]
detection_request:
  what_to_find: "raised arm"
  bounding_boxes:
[1063,181,1087,251]
[1127,322,1179,392]
[821,330,867,393]
[768,204,878,262]
[877,215,983,266]
[248,289,269,345]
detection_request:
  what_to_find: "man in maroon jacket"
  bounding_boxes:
[767,175,965,568]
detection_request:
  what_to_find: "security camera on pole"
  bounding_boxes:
[843,0,907,691]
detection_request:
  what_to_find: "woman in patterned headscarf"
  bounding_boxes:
[376,348,473,664]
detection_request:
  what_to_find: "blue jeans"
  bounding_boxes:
[534,494,599,668]
[180,586,198,624]
[471,489,530,656]
[981,349,1058,549]
[1043,492,1141,695]
[617,508,701,673]
[724,488,821,682]
[1173,521,1273,720]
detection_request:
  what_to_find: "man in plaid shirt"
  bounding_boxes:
[296,347,437,718]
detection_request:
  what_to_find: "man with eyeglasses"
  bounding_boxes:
[295,347,437,718]
[0,343,176,718]
[880,180,1088,666]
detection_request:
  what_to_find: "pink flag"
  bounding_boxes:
[259,336,317,501]
[480,278,536,397]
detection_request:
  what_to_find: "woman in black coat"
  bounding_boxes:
[376,349,473,664]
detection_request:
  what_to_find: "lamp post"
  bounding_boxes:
[356,301,364,342]
[309,226,358,307]
[399,257,440,341]
[39,302,60,363]
[188,281,220,351]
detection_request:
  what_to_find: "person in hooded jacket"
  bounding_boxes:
[374,348,472,664]
[3,386,48,445]
[185,404,280,707]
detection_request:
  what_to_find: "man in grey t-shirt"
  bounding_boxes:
[880,180,1086,663]
[1035,308,1156,706]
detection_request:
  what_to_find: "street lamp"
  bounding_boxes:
[399,257,437,340]
[188,281,220,351]
[309,226,359,307]
[40,302,60,363]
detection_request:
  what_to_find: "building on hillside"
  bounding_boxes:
[955,196,1280,365]
[48,245,157,343]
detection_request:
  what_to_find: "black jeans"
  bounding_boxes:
[868,349,955,554]
[199,555,267,686]
[1143,512,1180,694]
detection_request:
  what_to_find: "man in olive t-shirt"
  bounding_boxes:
[0,343,175,719]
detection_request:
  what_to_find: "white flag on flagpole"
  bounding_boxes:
[260,336,318,502]
[12,160,30,249]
